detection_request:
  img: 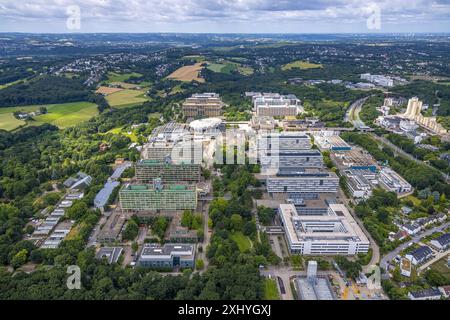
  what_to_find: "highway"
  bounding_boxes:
[344,96,370,129]
[380,221,450,275]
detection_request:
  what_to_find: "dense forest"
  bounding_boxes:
[0,76,91,107]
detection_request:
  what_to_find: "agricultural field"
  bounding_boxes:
[167,62,205,82]
[95,86,123,95]
[263,279,281,300]
[230,231,252,252]
[104,72,143,83]
[0,102,98,131]
[182,55,205,62]
[282,60,323,70]
[0,112,25,131]
[207,61,253,75]
[32,102,98,128]
[106,89,150,108]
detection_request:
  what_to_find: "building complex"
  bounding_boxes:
[279,203,370,255]
[182,93,225,118]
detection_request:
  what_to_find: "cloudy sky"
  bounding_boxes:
[0,0,450,33]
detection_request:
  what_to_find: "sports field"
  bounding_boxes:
[106,89,150,108]
[282,60,323,70]
[167,63,205,82]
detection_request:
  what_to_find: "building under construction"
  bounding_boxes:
[119,179,197,211]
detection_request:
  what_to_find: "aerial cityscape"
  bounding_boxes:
[0,0,449,309]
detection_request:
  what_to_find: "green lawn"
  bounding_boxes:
[263,279,280,300]
[282,60,323,71]
[106,89,150,108]
[105,126,138,142]
[430,256,450,280]
[32,102,98,128]
[231,231,252,252]
[104,72,143,83]
[0,113,25,131]
[0,102,98,131]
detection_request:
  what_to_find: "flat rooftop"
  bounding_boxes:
[140,243,195,260]
[296,276,335,300]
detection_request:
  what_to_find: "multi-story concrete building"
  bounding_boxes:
[119,181,197,211]
[258,133,312,151]
[343,169,375,199]
[135,159,201,184]
[265,170,339,194]
[142,140,202,164]
[331,148,378,172]
[279,203,370,255]
[137,243,196,269]
[182,93,225,118]
[261,150,324,169]
[379,168,412,194]
[253,93,301,117]
[314,135,352,151]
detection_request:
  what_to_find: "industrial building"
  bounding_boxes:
[137,243,196,269]
[314,135,352,151]
[135,159,201,184]
[279,203,370,255]
[265,170,339,194]
[182,93,224,118]
[119,180,197,211]
[379,168,412,194]
[331,148,378,172]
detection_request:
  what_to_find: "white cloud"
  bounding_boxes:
[0,0,449,32]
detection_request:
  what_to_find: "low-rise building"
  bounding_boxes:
[408,288,442,300]
[95,247,123,264]
[430,233,450,251]
[379,168,412,194]
[405,246,433,265]
[137,243,196,269]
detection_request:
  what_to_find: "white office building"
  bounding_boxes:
[279,203,370,255]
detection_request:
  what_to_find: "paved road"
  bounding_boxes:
[198,200,211,273]
[87,215,108,247]
[380,221,450,274]
[345,97,370,129]
[338,189,380,272]
[370,133,450,183]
